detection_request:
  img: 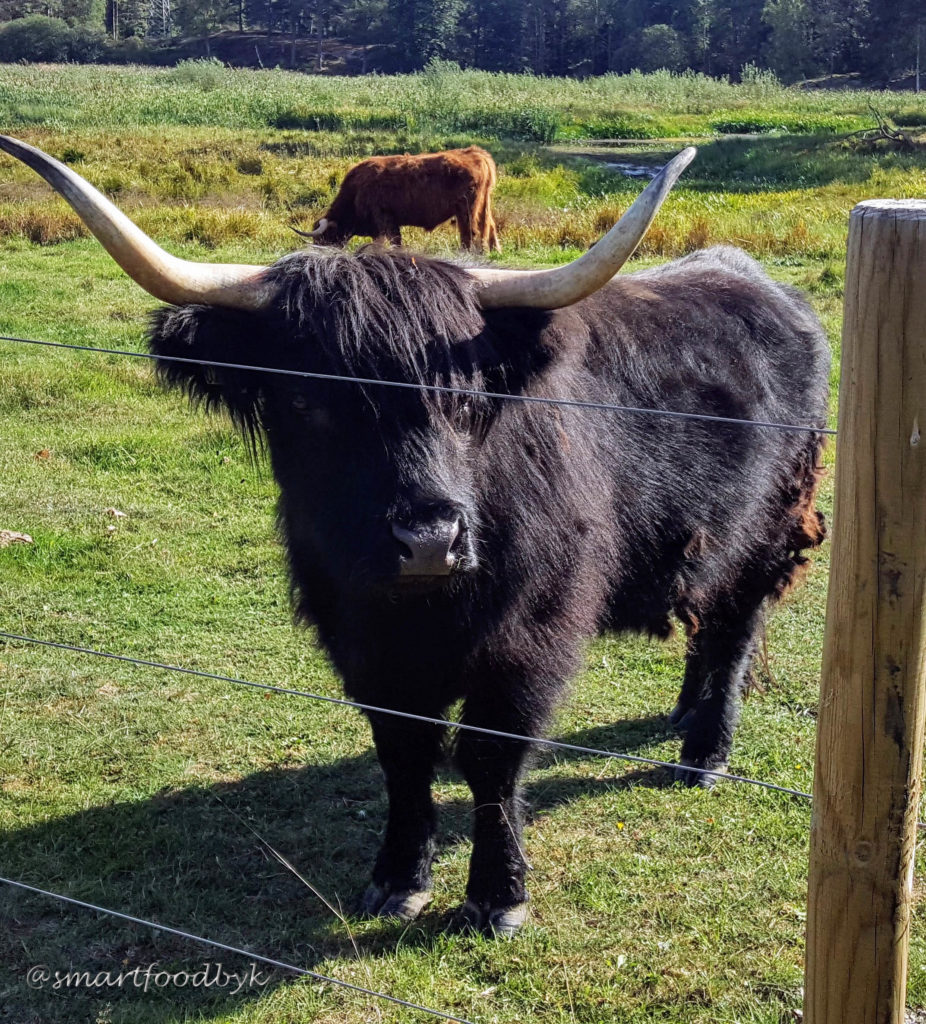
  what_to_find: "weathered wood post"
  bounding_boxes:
[805,200,926,1023]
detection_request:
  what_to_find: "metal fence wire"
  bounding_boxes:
[0,630,814,799]
[0,334,837,436]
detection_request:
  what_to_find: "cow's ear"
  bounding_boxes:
[148,305,265,441]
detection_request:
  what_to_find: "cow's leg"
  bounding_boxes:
[359,712,445,921]
[470,191,489,252]
[452,692,543,936]
[487,212,501,252]
[668,634,703,732]
[674,602,762,789]
[455,202,475,250]
[372,217,401,247]
[478,192,502,252]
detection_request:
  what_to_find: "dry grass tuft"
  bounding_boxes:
[684,216,712,251]
[0,203,86,245]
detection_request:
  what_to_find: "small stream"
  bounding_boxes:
[602,161,659,179]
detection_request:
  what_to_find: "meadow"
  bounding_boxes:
[1,62,926,1024]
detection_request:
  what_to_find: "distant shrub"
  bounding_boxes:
[5,102,58,125]
[111,36,154,64]
[291,184,330,207]
[0,16,114,63]
[66,25,108,62]
[892,112,926,128]
[565,112,676,140]
[0,16,72,62]
[415,57,466,131]
[504,152,540,178]
[439,106,559,143]
[269,109,347,131]
[168,57,226,90]
[710,116,789,133]
[267,107,405,132]
[738,62,783,99]
[392,62,561,142]
[710,112,860,134]
[404,105,558,143]
[497,106,560,143]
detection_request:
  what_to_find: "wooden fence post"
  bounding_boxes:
[805,200,926,1023]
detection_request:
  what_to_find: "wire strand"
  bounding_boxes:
[0,334,836,437]
[0,876,475,1024]
[0,630,813,800]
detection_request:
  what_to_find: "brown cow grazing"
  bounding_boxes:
[296,145,501,252]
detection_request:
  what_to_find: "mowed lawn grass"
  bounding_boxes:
[1,65,926,1024]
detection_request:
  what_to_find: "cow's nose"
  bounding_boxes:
[391,517,462,576]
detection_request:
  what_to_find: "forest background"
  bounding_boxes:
[0,0,920,88]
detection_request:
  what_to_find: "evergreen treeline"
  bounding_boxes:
[0,0,921,86]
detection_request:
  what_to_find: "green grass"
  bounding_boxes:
[1,61,926,140]
[0,62,924,1024]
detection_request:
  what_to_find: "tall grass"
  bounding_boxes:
[1,62,925,140]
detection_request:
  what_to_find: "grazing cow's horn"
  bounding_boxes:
[290,218,329,241]
[470,147,696,310]
[0,134,275,310]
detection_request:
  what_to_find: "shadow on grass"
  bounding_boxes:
[0,711,677,1023]
[533,714,674,792]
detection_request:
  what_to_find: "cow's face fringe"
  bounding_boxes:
[148,248,553,597]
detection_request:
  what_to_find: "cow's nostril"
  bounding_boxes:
[390,518,463,577]
[448,518,464,554]
[391,523,418,562]
[393,535,414,561]
[446,524,463,557]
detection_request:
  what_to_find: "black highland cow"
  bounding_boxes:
[1,139,829,936]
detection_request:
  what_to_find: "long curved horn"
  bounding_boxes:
[470,147,696,310]
[291,217,328,241]
[0,135,276,310]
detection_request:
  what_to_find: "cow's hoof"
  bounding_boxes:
[448,899,485,934]
[673,760,728,789]
[486,902,530,937]
[668,702,696,732]
[449,899,529,937]
[359,884,432,922]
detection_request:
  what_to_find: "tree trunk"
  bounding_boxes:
[289,0,297,69]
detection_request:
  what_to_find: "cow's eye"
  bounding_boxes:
[290,394,332,430]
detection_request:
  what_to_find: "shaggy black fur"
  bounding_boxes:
[150,244,829,931]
